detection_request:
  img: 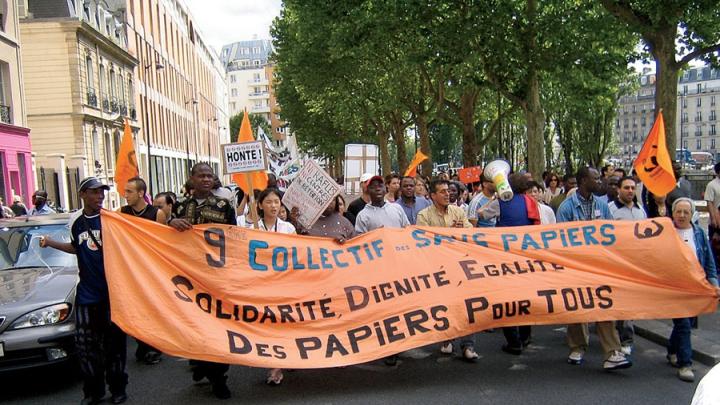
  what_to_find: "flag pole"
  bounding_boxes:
[246,174,259,230]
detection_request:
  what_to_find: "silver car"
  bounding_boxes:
[0,214,78,371]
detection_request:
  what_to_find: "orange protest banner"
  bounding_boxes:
[114,119,139,194]
[633,111,676,196]
[102,210,717,369]
[458,166,482,184]
[404,150,428,177]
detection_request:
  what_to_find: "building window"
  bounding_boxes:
[697,139,702,150]
[711,111,717,121]
[698,83,702,93]
[683,140,688,149]
[697,97,702,107]
[17,153,28,201]
[682,113,688,123]
[230,75,236,83]
[696,111,703,122]
[712,138,716,149]
[104,131,113,171]
[683,85,688,95]
[711,125,717,136]
[231,88,237,97]
[91,127,101,171]
[712,96,716,106]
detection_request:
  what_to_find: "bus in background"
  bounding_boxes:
[691,151,714,170]
[676,148,693,164]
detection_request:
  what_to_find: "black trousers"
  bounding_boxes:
[75,302,128,398]
[503,326,532,349]
[192,360,230,384]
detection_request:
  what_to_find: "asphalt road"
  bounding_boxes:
[0,325,709,405]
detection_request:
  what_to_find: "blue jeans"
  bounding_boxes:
[668,317,692,367]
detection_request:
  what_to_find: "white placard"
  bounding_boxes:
[343,144,379,195]
[282,160,342,229]
[222,141,267,174]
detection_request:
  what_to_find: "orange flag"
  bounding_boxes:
[632,111,676,196]
[114,118,139,194]
[232,109,268,193]
[404,150,429,177]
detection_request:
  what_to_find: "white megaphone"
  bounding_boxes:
[484,160,513,201]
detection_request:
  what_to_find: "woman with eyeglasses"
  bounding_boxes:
[543,173,562,204]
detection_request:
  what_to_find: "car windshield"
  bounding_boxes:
[0,224,76,270]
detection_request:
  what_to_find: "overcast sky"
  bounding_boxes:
[185,0,282,55]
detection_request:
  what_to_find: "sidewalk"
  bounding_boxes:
[635,309,720,366]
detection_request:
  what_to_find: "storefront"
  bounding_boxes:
[0,122,34,207]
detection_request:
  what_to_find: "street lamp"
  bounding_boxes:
[184,98,198,172]
[143,59,164,196]
[207,117,217,162]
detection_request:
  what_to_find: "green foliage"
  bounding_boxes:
[228,112,270,143]
[272,0,642,176]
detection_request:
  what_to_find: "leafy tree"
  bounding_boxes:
[228,112,270,143]
[601,0,720,156]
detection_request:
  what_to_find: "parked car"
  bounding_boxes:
[0,214,78,371]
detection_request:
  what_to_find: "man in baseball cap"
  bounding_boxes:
[41,176,128,404]
[79,176,111,193]
[346,173,375,225]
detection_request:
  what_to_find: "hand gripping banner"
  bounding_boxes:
[101,211,717,368]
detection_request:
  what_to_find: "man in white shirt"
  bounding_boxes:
[355,176,410,233]
[354,175,409,366]
[704,163,720,240]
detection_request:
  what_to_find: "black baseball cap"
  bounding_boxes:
[79,177,110,193]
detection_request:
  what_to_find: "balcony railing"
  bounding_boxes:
[87,88,98,107]
[102,97,110,112]
[0,105,10,124]
[110,97,119,113]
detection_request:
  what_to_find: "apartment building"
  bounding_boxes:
[0,0,33,207]
[126,0,229,195]
[20,0,138,211]
[678,66,720,156]
[221,39,288,146]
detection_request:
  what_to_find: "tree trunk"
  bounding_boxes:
[460,91,478,167]
[524,71,546,180]
[378,129,391,175]
[391,118,409,174]
[415,114,433,175]
[653,33,680,157]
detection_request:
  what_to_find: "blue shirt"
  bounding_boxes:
[69,211,107,304]
[557,192,612,222]
[497,195,533,227]
[395,196,431,225]
[467,193,497,227]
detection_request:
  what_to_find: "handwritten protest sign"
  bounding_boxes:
[458,166,482,184]
[103,211,717,369]
[282,160,342,228]
[222,141,267,174]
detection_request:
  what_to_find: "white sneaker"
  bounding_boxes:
[678,367,695,382]
[603,350,632,370]
[567,350,584,365]
[620,345,632,356]
[440,342,453,354]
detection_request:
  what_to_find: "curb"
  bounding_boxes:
[634,320,720,367]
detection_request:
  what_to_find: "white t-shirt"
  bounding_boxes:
[677,227,697,258]
[704,178,720,208]
[539,203,556,225]
[245,217,296,234]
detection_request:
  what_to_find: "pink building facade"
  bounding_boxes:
[0,122,34,207]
